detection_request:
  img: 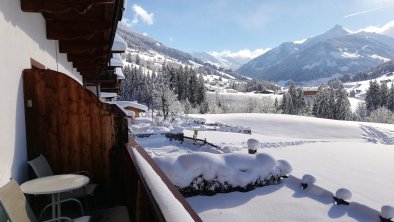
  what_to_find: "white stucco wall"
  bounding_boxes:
[0,1,83,187]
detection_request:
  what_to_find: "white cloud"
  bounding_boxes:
[169,37,174,42]
[358,20,394,37]
[132,4,154,26]
[142,32,148,36]
[210,48,270,59]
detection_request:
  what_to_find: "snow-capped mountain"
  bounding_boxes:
[117,22,198,64]
[116,22,241,80]
[237,25,394,84]
[190,52,233,70]
[116,23,279,92]
[191,52,254,70]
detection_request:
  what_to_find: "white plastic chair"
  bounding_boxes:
[28,155,97,208]
[0,180,90,222]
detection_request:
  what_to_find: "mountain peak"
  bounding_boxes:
[299,24,350,46]
[324,24,350,37]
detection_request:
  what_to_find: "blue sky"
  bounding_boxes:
[122,0,394,55]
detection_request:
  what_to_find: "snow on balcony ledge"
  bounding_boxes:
[131,147,195,222]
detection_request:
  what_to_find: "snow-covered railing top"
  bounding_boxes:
[126,138,202,222]
[111,33,127,53]
[131,148,196,222]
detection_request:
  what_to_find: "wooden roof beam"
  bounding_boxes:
[46,20,111,39]
[47,20,111,32]
[21,0,115,13]
[68,54,107,63]
[77,67,106,73]
[59,41,108,54]
[73,60,107,68]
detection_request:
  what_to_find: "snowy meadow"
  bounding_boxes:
[132,113,394,222]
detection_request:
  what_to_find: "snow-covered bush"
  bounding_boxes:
[368,107,394,124]
[335,188,352,200]
[276,160,293,177]
[247,138,260,154]
[162,121,171,128]
[154,152,282,197]
[381,205,394,219]
[354,102,367,121]
[301,174,316,190]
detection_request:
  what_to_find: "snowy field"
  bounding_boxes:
[133,113,394,221]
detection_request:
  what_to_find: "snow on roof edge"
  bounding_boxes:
[115,100,148,112]
[112,33,127,52]
[100,92,118,98]
[106,101,132,117]
[115,67,125,80]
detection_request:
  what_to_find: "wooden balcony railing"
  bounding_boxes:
[23,67,202,221]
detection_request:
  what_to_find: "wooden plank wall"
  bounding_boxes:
[23,68,128,187]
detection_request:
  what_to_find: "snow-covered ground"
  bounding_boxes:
[348,97,364,111]
[133,113,394,221]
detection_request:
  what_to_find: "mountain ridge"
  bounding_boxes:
[237,25,394,85]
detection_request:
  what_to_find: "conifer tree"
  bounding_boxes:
[365,80,380,113]
[288,82,297,114]
[379,83,389,108]
[294,88,306,115]
[274,98,279,112]
[387,83,394,112]
[313,85,335,119]
[334,85,351,120]
[188,68,198,105]
[281,93,293,114]
[196,74,206,105]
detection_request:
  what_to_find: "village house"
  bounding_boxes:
[302,87,319,105]
[0,1,200,221]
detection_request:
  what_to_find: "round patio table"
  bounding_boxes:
[21,174,89,221]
